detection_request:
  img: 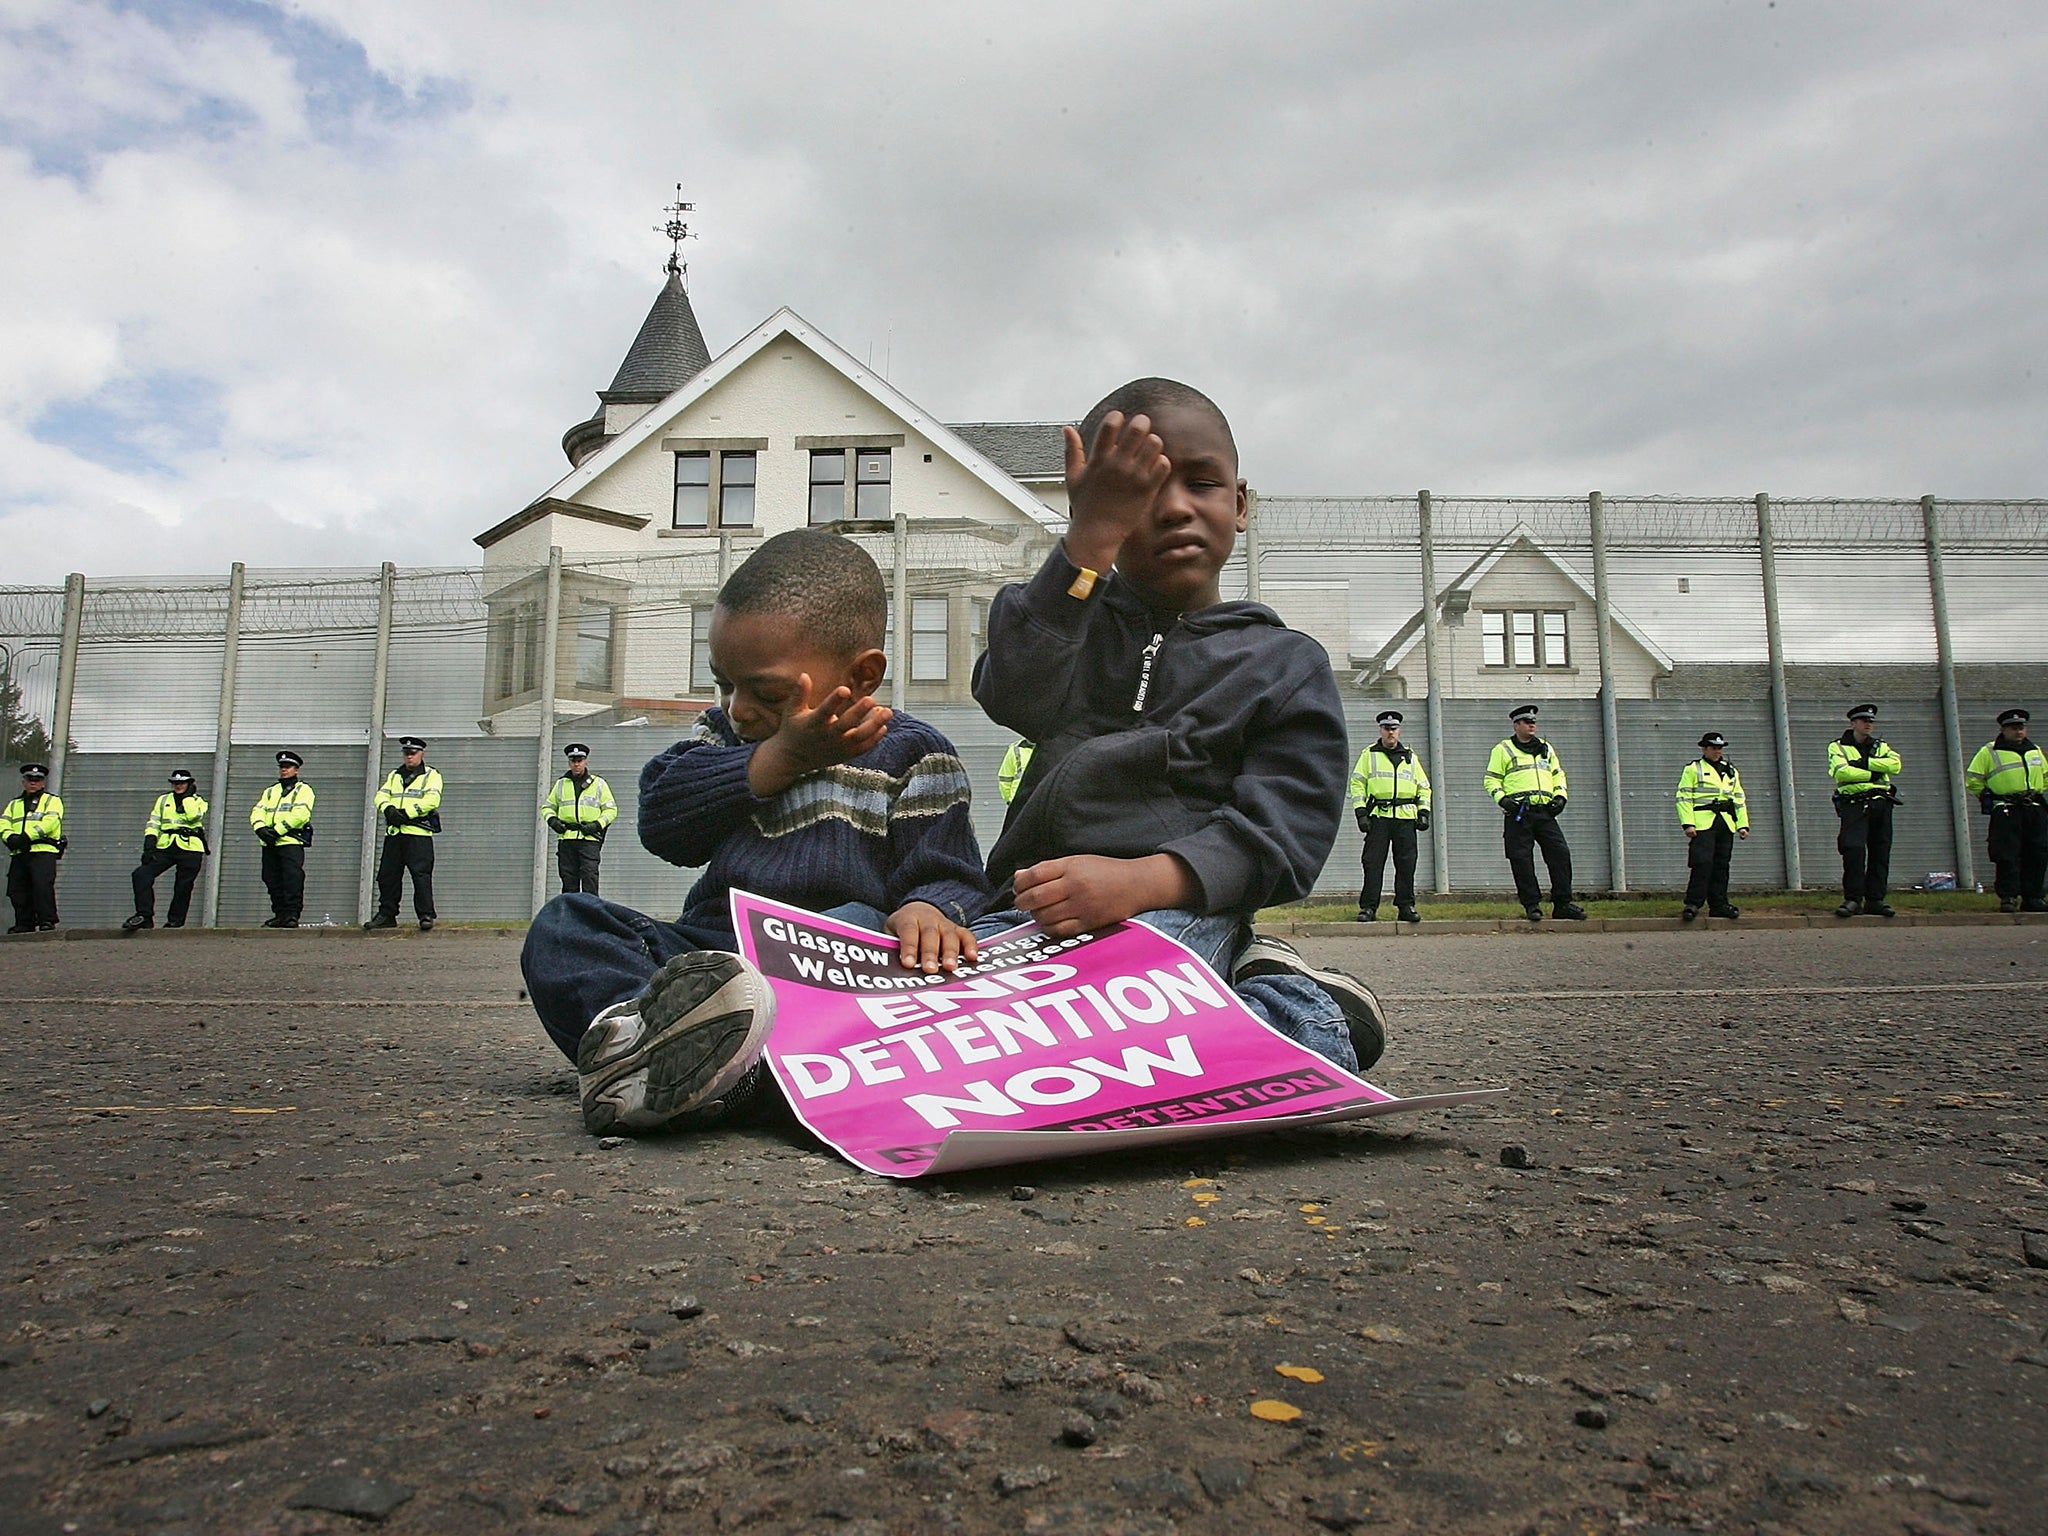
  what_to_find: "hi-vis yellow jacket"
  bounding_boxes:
[1964,739,2048,799]
[1348,743,1432,820]
[250,780,315,846]
[997,740,1035,804]
[375,766,443,836]
[144,791,209,853]
[542,773,617,841]
[1484,737,1566,808]
[1675,757,1748,833]
[1827,734,1901,798]
[2,791,64,854]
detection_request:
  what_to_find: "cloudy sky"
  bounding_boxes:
[1,0,2042,582]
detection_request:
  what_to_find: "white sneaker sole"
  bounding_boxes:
[577,952,776,1135]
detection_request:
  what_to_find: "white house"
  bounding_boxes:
[1352,525,1673,698]
[474,265,1076,729]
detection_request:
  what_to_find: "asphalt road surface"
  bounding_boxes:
[2,924,2044,1536]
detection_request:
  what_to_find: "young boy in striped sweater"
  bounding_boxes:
[522,530,991,1136]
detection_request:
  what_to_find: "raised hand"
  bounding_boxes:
[1062,412,1171,577]
[1012,852,1194,939]
[748,675,893,795]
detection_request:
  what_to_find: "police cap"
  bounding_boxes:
[1375,711,1403,729]
[1699,732,1727,749]
[398,736,427,752]
[1508,704,1540,723]
[168,769,196,786]
[19,763,48,779]
[1846,703,1877,722]
[564,742,590,759]
[1997,708,2030,728]
[275,750,303,769]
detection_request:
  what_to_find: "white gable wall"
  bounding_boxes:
[1390,546,1665,699]
[563,340,1045,543]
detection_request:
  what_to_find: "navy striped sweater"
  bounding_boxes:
[639,708,992,944]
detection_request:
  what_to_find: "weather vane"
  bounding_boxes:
[656,185,696,279]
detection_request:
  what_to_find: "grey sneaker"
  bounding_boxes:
[577,951,777,1135]
[1232,934,1386,1072]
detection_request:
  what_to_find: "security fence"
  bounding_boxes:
[3,495,2044,929]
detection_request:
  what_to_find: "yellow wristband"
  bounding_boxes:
[1066,566,1099,600]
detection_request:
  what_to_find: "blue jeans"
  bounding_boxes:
[971,907,1357,1073]
[522,894,890,1063]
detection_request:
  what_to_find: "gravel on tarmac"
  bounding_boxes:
[1,923,2044,1535]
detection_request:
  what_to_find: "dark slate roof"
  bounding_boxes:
[599,268,712,404]
[945,421,1072,480]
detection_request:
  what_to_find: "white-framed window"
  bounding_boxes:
[809,450,847,524]
[807,446,893,523]
[691,605,716,693]
[854,448,891,519]
[1482,608,1570,669]
[674,448,759,530]
[969,596,990,668]
[911,595,949,682]
[574,602,615,690]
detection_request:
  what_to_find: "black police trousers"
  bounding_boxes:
[1359,818,1417,913]
[1683,824,1735,910]
[1835,794,1893,904]
[1503,808,1574,909]
[1987,799,2048,901]
[557,839,602,897]
[261,844,306,919]
[132,849,202,925]
[375,834,436,921]
[7,851,58,929]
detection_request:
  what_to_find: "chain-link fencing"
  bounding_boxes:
[4,496,2044,928]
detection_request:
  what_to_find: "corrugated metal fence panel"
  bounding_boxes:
[1616,700,1785,891]
[383,632,490,742]
[69,641,224,753]
[1791,699,1957,895]
[1438,700,1609,894]
[48,754,214,927]
[370,739,537,922]
[214,746,369,928]
[233,634,380,746]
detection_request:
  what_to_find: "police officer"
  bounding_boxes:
[997,739,1035,805]
[123,769,207,930]
[543,742,617,896]
[1350,709,1431,923]
[3,763,63,933]
[1674,731,1748,922]
[1828,703,1902,918]
[366,735,442,931]
[1964,708,2048,913]
[1485,704,1586,922]
[251,750,316,928]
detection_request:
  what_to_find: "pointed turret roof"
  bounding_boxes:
[598,263,711,404]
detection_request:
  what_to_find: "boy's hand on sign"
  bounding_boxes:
[752,678,892,794]
[885,901,979,974]
[1013,852,1194,939]
[1062,412,1170,578]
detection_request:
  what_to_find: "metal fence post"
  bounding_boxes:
[1417,491,1450,893]
[1755,495,1801,888]
[530,547,563,917]
[1922,495,1975,890]
[48,574,83,791]
[1588,492,1627,892]
[1244,488,1261,605]
[199,562,245,927]
[717,529,735,587]
[358,562,396,924]
[891,512,909,713]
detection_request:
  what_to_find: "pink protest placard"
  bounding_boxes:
[730,891,1504,1178]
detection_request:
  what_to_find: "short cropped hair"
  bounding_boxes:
[1078,377,1237,469]
[716,529,887,655]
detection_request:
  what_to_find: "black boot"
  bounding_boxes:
[122,913,153,931]
[1553,902,1589,921]
[1397,907,1421,924]
[1681,905,1698,923]
[1355,908,1378,922]
[1522,905,1543,922]
[1865,900,1897,918]
[1999,896,2019,914]
[363,913,398,930]
[1834,900,1859,918]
